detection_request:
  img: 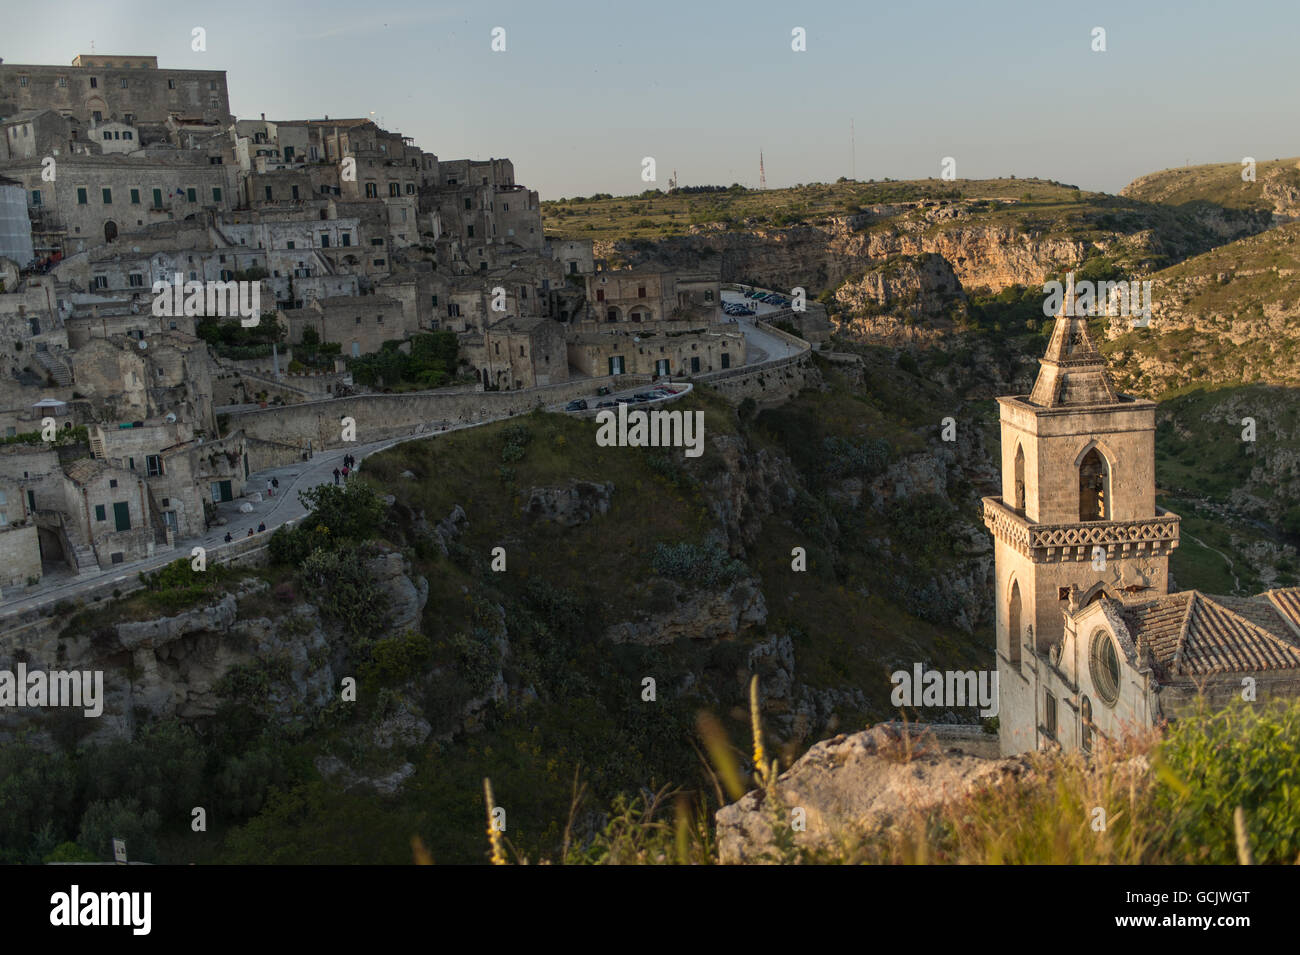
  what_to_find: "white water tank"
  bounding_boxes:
[0,177,34,268]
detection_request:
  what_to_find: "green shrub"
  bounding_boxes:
[299,547,389,647]
[650,541,748,589]
[364,630,432,689]
[1154,699,1300,864]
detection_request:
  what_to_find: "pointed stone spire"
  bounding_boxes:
[1028,273,1119,407]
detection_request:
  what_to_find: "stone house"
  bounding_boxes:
[460,315,568,390]
[291,294,412,357]
[566,326,744,378]
[0,55,231,141]
[63,456,157,568]
[0,475,42,588]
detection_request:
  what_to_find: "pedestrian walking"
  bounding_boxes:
[266,479,274,498]
[224,532,233,543]
[272,477,279,490]
[247,528,254,537]
[333,468,340,485]
[341,465,350,480]
[257,522,266,533]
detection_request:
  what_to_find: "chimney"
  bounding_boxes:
[261,112,265,121]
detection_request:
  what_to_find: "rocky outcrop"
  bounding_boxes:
[701,435,802,555]
[715,722,1016,863]
[364,549,429,634]
[604,576,767,645]
[522,480,614,527]
[598,216,1090,296]
[833,253,969,343]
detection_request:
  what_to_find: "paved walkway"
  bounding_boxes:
[0,422,485,619]
[1,303,807,619]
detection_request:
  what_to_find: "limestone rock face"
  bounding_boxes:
[364,549,429,634]
[715,723,1018,864]
[604,576,767,645]
[702,435,801,556]
[833,253,969,343]
[521,481,614,527]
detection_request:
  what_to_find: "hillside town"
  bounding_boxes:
[0,52,782,599]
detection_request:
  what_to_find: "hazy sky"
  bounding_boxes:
[5,0,1296,200]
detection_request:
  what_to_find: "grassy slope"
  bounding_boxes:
[1122,157,1300,213]
[543,178,1088,242]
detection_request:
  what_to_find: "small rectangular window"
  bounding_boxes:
[102,188,112,204]
[95,504,106,522]
[186,188,196,203]
[30,190,41,207]
[90,77,98,88]
[130,188,140,204]
[77,187,88,205]
[168,78,176,89]
[153,188,163,208]
[212,187,222,202]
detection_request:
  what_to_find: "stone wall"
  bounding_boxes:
[230,372,651,466]
[0,524,41,589]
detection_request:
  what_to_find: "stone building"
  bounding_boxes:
[0,55,232,142]
[567,326,743,378]
[460,315,569,390]
[0,475,42,589]
[290,294,413,357]
[62,456,157,567]
[8,149,237,255]
[983,293,1300,755]
[586,265,676,324]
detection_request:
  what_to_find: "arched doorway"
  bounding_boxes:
[104,220,118,243]
[1007,579,1022,668]
[1079,448,1109,521]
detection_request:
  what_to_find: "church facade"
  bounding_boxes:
[983,300,1300,755]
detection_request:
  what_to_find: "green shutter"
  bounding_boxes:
[112,501,131,531]
[94,504,106,522]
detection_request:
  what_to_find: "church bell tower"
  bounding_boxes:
[982,289,1180,754]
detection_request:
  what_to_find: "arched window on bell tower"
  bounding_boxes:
[1007,579,1022,668]
[1013,444,1026,511]
[1078,448,1109,521]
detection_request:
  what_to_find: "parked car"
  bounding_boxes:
[565,399,588,411]
[615,396,636,405]
[597,400,616,408]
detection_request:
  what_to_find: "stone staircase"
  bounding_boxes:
[33,350,72,387]
[89,429,106,459]
[71,542,99,573]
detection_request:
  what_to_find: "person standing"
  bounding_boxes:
[266,478,274,498]
[333,467,341,485]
